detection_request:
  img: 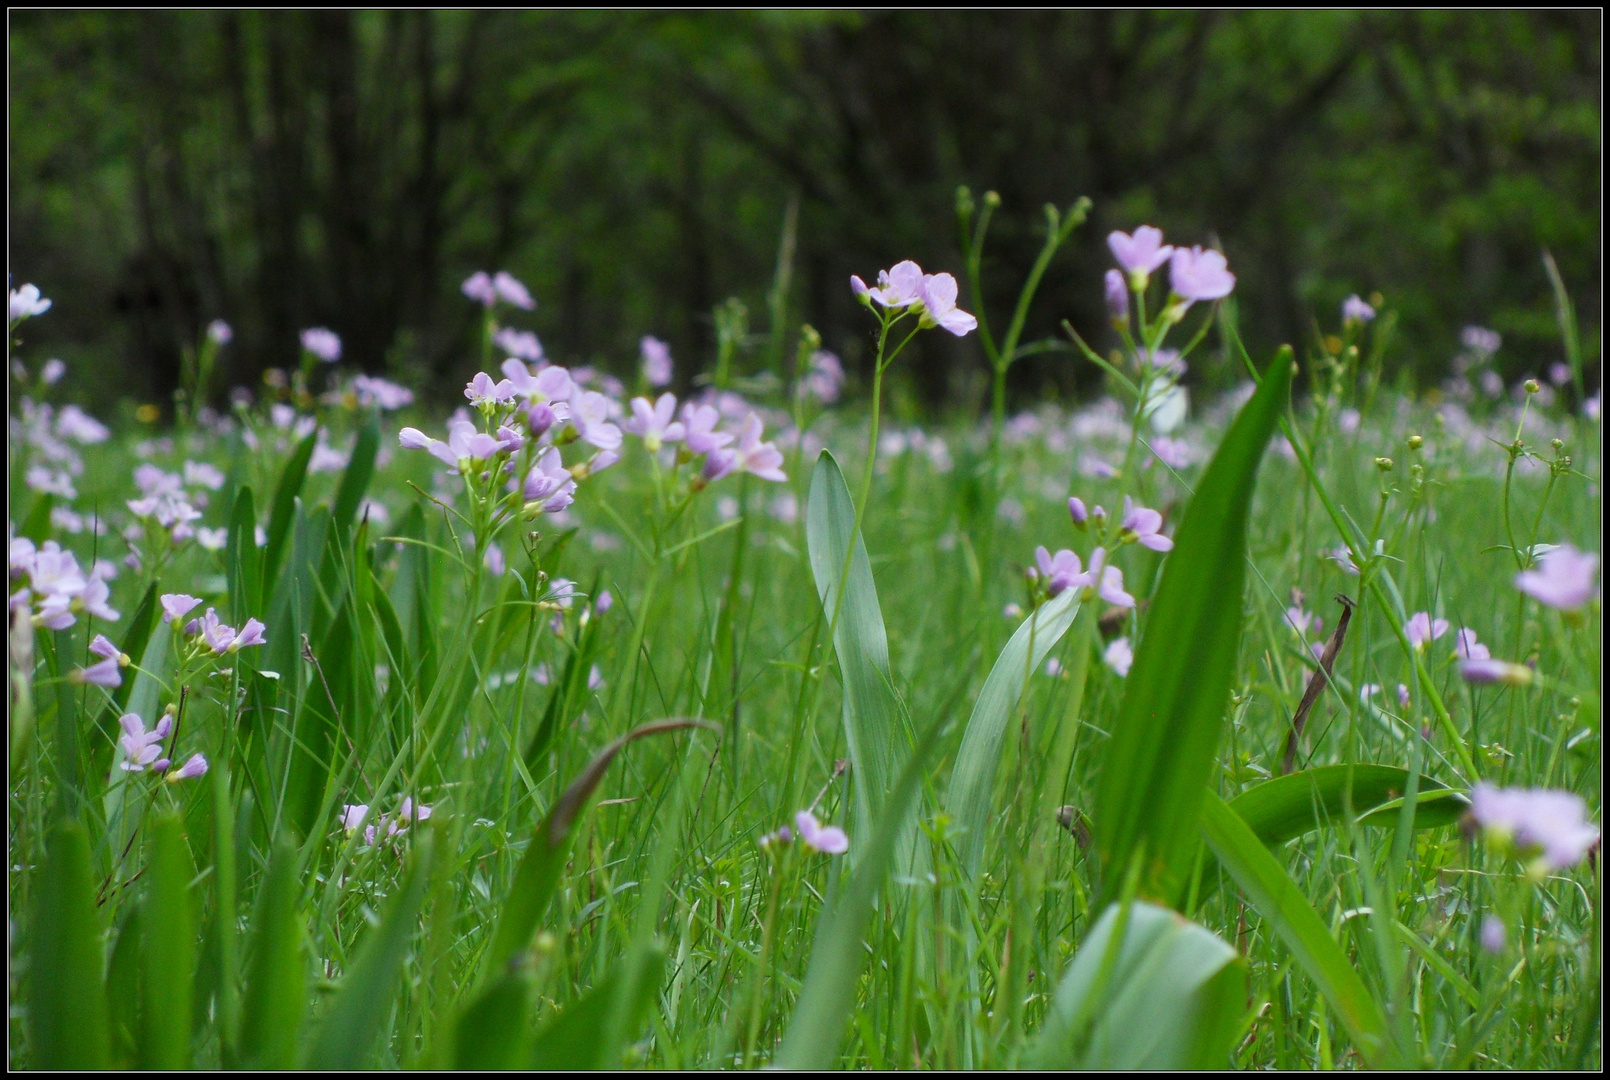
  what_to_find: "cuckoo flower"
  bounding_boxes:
[1108,226,1173,281]
[523,448,577,512]
[855,260,925,309]
[794,810,849,855]
[626,393,686,452]
[1469,783,1601,871]
[231,618,267,651]
[1459,658,1534,687]
[1083,548,1135,608]
[570,390,623,451]
[166,754,209,782]
[462,271,498,306]
[1104,637,1134,677]
[465,371,517,406]
[494,327,544,362]
[916,272,977,336]
[803,350,845,404]
[300,327,342,363]
[681,403,734,456]
[1404,612,1449,650]
[160,593,202,624]
[641,336,673,387]
[1118,496,1173,551]
[1034,546,1085,598]
[351,375,414,410]
[1514,544,1599,610]
[1454,628,1490,661]
[118,712,172,772]
[9,283,52,322]
[1104,268,1129,324]
[1342,294,1376,323]
[70,634,129,689]
[1169,246,1236,303]
[493,271,535,310]
[703,415,786,483]
[207,319,233,344]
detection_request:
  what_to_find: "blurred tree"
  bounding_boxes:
[8,10,1600,411]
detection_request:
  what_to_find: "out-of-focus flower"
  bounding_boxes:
[1035,546,1085,598]
[1084,548,1135,609]
[494,327,544,362]
[352,375,414,410]
[1480,915,1506,954]
[41,358,66,384]
[1514,544,1599,610]
[626,393,686,452]
[183,461,225,490]
[640,336,673,387]
[1405,612,1450,650]
[523,447,577,513]
[1454,628,1490,661]
[1469,783,1600,870]
[769,492,799,524]
[207,319,233,344]
[1342,295,1376,324]
[9,284,52,321]
[1108,226,1173,280]
[1068,497,1091,527]
[300,327,342,363]
[462,271,498,306]
[1169,246,1236,303]
[1149,436,1195,470]
[569,391,623,451]
[483,542,506,577]
[1079,455,1118,479]
[1459,658,1534,687]
[595,590,613,615]
[1548,362,1572,387]
[1104,636,1133,677]
[680,403,733,456]
[161,593,202,624]
[1118,496,1173,551]
[803,350,845,404]
[916,272,977,336]
[1461,326,1501,357]
[1284,606,1321,638]
[794,810,849,855]
[493,271,535,310]
[1324,544,1361,575]
[1396,683,1411,709]
[702,414,786,483]
[1104,269,1129,324]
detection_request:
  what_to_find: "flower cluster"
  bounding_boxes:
[340,797,433,848]
[622,391,788,486]
[462,270,535,311]
[1107,225,1236,309]
[117,710,208,781]
[758,811,849,855]
[161,593,266,656]
[10,538,118,630]
[850,260,977,337]
[1468,784,1600,873]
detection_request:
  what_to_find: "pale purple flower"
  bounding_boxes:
[570,391,623,452]
[803,351,845,404]
[1104,269,1129,324]
[494,327,544,362]
[300,327,342,363]
[1003,602,1024,620]
[640,336,673,387]
[1342,295,1376,324]
[351,375,414,410]
[865,260,926,309]
[465,371,516,406]
[56,405,109,444]
[1324,545,1361,575]
[1119,496,1173,552]
[166,753,209,782]
[1459,658,1534,687]
[198,608,237,654]
[1150,437,1195,470]
[308,439,350,474]
[427,420,503,467]
[626,393,686,452]
[1454,628,1490,661]
[595,590,613,615]
[230,618,267,651]
[493,271,535,310]
[586,449,619,474]
[1404,612,1449,650]
[1144,349,1187,379]
[9,284,51,321]
[917,272,978,336]
[1548,362,1572,387]
[1337,408,1362,435]
[1514,544,1599,610]
[1469,783,1600,870]
[10,537,37,578]
[207,319,233,344]
[399,427,433,450]
[117,712,172,772]
[340,804,374,832]
[25,467,76,499]
[1035,546,1085,597]
[1084,548,1135,608]
[71,635,124,687]
[523,448,576,511]
[769,492,800,524]
[1104,636,1133,677]
[1396,683,1411,709]
[1461,326,1501,357]
[1284,606,1320,638]
[681,402,734,456]
[1107,226,1173,277]
[183,461,225,490]
[1169,246,1236,302]
[495,425,525,455]
[725,414,787,482]
[547,578,577,610]
[41,357,66,384]
[462,271,498,306]
[1480,915,1506,954]
[1078,455,1118,480]
[1044,657,1064,677]
[794,810,849,855]
[850,275,871,302]
[1478,370,1504,399]
[78,574,119,622]
[1068,497,1089,527]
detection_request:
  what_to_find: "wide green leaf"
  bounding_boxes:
[945,587,1080,879]
[452,973,534,1070]
[305,833,434,1068]
[1026,900,1245,1069]
[227,484,263,622]
[239,839,308,1070]
[262,430,318,597]
[1231,764,1468,845]
[27,820,111,1069]
[775,706,949,1070]
[1199,791,1394,1067]
[805,449,914,844]
[138,813,197,1069]
[1092,354,1293,908]
[528,945,667,1069]
[481,718,709,980]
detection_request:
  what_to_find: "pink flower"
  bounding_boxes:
[1469,783,1600,870]
[916,273,977,337]
[465,371,516,406]
[681,403,733,456]
[626,393,686,452]
[1032,547,1082,598]
[1118,496,1173,552]
[300,327,342,363]
[1168,246,1236,302]
[493,271,535,310]
[640,336,673,387]
[794,810,849,855]
[462,271,498,306]
[1514,544,1599,610]
[865,260,926,309]
[1404,612,1449,650]
[1108,226,1173,277]
[1104,636,1133,677]
[161,593,203,624]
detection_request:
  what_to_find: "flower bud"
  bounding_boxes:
[1524,379,1540,394]
[1374,457,1394,471]
[1406,434,1423,450]
[1103,270,1128,327]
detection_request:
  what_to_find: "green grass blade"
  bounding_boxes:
[1027,900,1245,1069]
[1230,764,1469,843]
[1093,354,1293,908]
[106,904,142,1067]
[262,429,318,597]
[775,706,949,1070]
[1199,791,1394,1066]
[227,484,263,621]
[529,945,667,1069]
[452,974,534,1069]
[27,820,111,1069]
[330,406,380,537]
[945,588,1080,879]
[805,449,912,842]
[138,812,197,1069]
[482,719,710,979]
[304,833,434,1069]
[239,839,308,1070]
